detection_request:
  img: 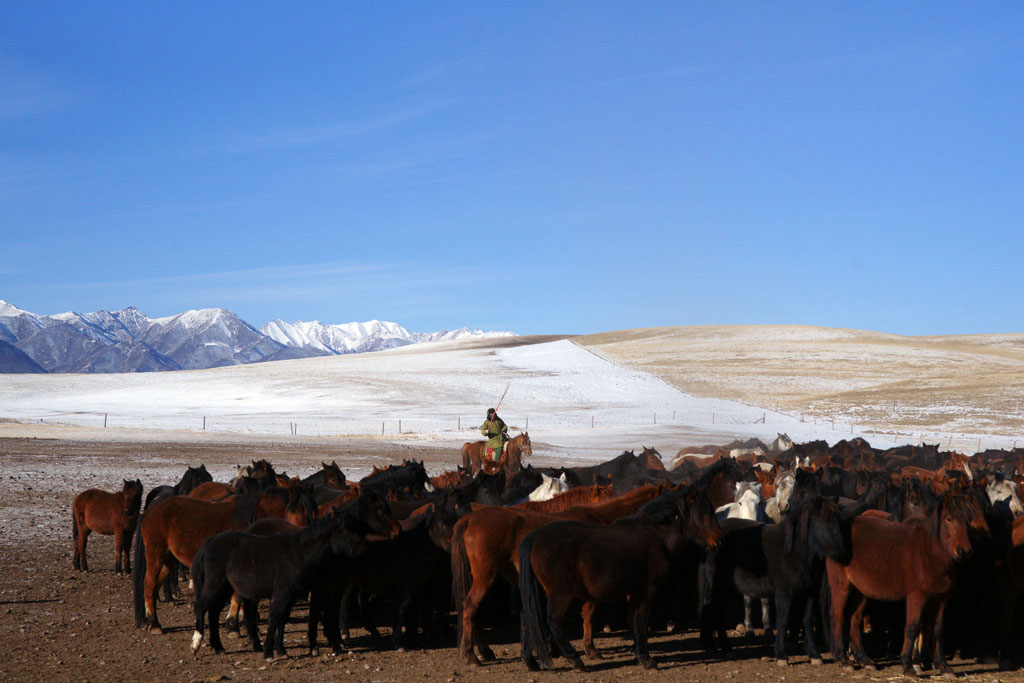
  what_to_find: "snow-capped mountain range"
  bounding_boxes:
[0,300,514,373]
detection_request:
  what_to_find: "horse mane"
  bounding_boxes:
[514,483,616,512]
[176,465,212,494]
[939,491,986,529]
[286,485,318,522]
[694,457,742,490]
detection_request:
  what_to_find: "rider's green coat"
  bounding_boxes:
[479,415,508,459]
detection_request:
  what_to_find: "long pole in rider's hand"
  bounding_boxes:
[489,382,511,431]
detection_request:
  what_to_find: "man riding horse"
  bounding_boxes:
[480,408,509,466]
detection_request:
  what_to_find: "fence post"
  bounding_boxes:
[104,413,107,428]
[458,416,461,430]
[526,417,529,430]
[712,413,715,425]
[399,419,402,434]
[381,421,384,436]
[591,416,594,428]
[654,412,656,425]
[203,416,206,431]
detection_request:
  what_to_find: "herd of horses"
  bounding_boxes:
[68,433,1024,676]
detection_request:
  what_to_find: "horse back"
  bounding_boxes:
[74,489,129,535]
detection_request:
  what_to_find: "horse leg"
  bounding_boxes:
[263,595,288,661]
[144,553,170,633]
[931,598,954,676]
[393,590,415,651]
[802,593,824,665]
[547,594,584,671]
[761,596,773,638]
[121,525,133,574]
[358,591,382,640]
[773,590,792,666]
[459,571,492,665]
[828,569,853,669]
[742,595,754,636]
[224,594,242,638]
[581,601,603,659]
[79,526,91,572]
[848,593,876,670]
[632,596,657,670]
[901,593,926,677]
[320,585,345,655]
[206,587,233,655]
[113,528,125,574]
[242,598,262,652]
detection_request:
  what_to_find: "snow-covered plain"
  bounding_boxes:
[1,336,1017,459]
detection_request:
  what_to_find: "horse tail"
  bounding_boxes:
[517,530,553,669]
[461,443,471,471]
[451,519,471,646]
[132,519,147,628]
[72,507,79,541]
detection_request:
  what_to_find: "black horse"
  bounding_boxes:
[702,496,849,665]
[189,490,400,660]
[313,500,462,652]
[360,460,429,500]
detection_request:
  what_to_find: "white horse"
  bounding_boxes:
[716,481,767,524]
[987,477,1024,518]
[526,472,570,502]
[764,470,796,523]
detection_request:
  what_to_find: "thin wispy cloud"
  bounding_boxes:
[202,100,454,157]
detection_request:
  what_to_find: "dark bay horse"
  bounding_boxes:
[72,479,143,574]
[518,487,723,670]
[452,484,668,665]
[190,491,400,660]
[300,461,346,489]
[826,492,987,676]
[145,465,211,509]
[462,433,532,476]
[133,486,317,633]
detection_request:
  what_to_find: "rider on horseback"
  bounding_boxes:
[480,408,509,464]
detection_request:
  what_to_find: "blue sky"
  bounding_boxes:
[2,2,1022,335]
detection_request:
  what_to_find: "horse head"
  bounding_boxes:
[122,479,144,516]
[679,487,723,549]
[935,492,987,561]
[986,475,1024,519]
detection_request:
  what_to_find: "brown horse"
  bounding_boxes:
[72,479,143,574]
[639,445,665,471]
[188,481,235,501]
[430,468,473,490]
[452,483,668,664]
[511,483,616,512]
[132,487,316,633]
[826,492,987,676]
[461,432,532,476]
[518,487,723,670]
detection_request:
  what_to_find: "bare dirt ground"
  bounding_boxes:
[1,435,1018,682]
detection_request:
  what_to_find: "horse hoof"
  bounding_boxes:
[572,658,586,671]
[776,659,789,667]
[843,664,855,673]
[150,625,164,635]
[191,631,203,654]
[903,668,919,679]
[642,659,658,670]
[479,649,496,662]
[864,663,877,671]
[585,650,604,660]
[309,648,319,658]
[999,660,1018,672]
[463,653,482,667]
[810,658,823,666]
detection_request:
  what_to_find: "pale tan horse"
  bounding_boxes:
[461,432,533,476]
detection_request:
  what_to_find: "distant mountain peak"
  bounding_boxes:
[0,302,515,373]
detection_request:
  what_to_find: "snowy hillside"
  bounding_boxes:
[0,336,1016,458]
